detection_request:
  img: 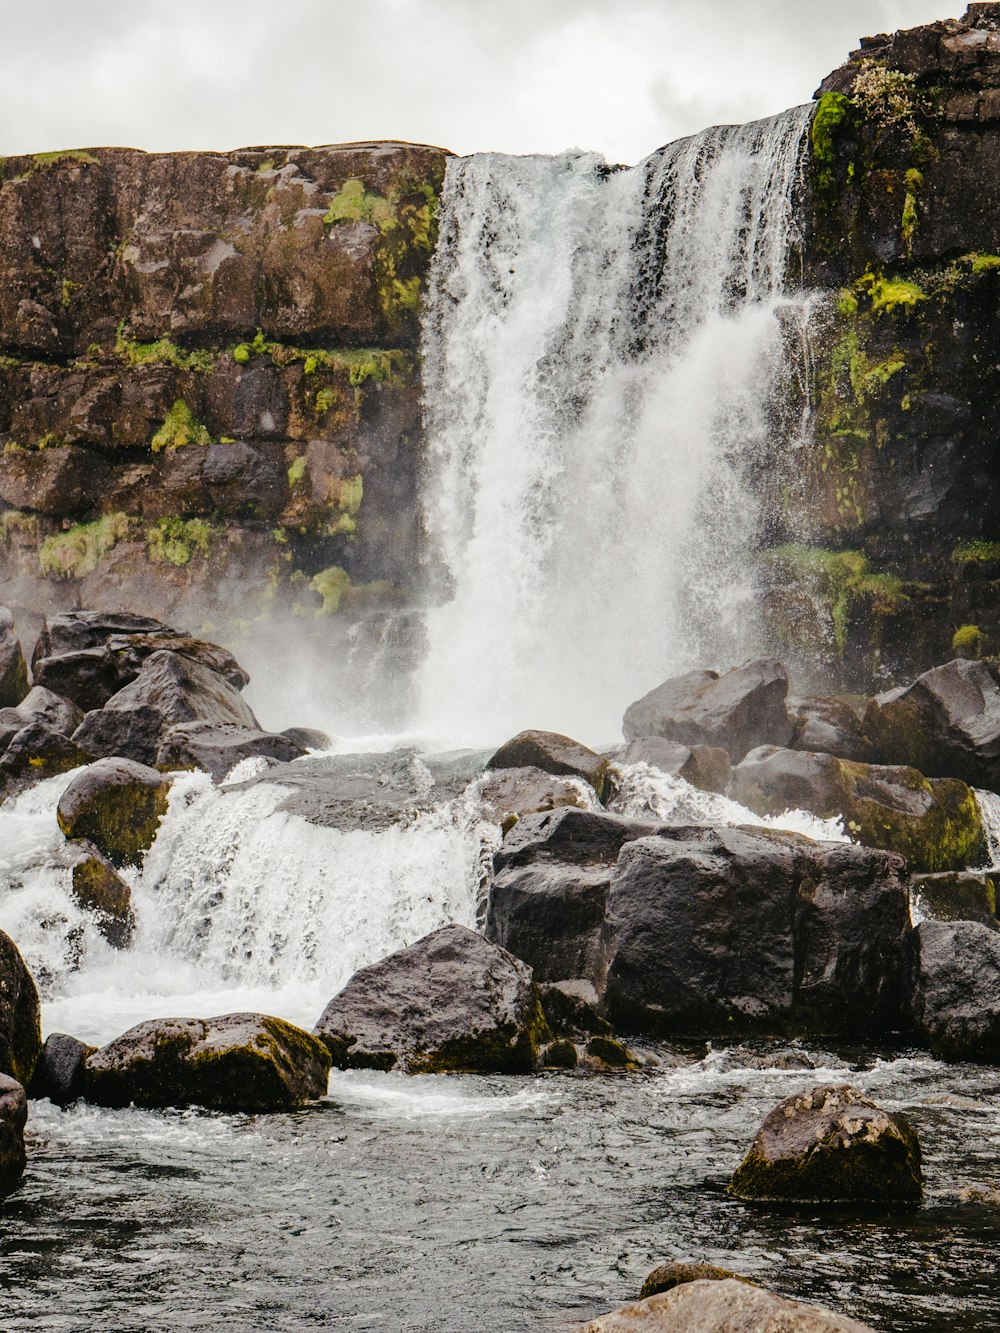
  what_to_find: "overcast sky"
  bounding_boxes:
[1,0,960,164]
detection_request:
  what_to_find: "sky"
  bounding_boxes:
[0,0,963,164]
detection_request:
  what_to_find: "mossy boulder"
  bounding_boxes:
[314,924,546,1074]
[0,1074,27,1195]
[82,1012,331,1111]
[475,765,595,829]
[486,731,611,803]
[906,918,1000,1062]
[729,745,986,872]
[729,1084,922,1204]
[56,757,171,868]
[0,607,28,709]
[579,1279,877,1331]
[0,930,42,1086]
[67,840,135,947]
[639,1262,752,1300]
[0,718,91,804]
[910,871,997,925]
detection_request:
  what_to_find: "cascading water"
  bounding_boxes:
[416,106,813,747]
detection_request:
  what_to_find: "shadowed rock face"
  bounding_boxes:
[0,930,41,1087]
[906,917,1000,1061]
[0,1074,27,1194]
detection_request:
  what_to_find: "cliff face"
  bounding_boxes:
[762,2,1000,688]
[0,141,449,640]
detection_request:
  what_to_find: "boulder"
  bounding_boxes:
[0,685,85,738]
[728,747,986,872]
[155,721,306,781]
[864,658,1000,789]
[639,1263,752,1299]
[475,765,594,830]
[621,737,731,794]
[486,860,612,986]
[33,611,250,713]
[67,841,135,947]
[0,1075,27,1194]
[0,930,42,1086]
[486,730,611,802]
[82,1012,331,1111]
[56,758,170,868]
[906,918,1000,1062]
[578,1279,877,1331]
[910,871,997,925]
[622,658,792,762]
[729,1084,923,1204]
[493,806,661,874]
[72,649,259,767]
[0,719,91,802]
[0,607,28,709]
[788,695,873,762]
[27,1033,95,1106]
[602,827,910,1038]
[537,981,612,1038]
[314,924,545,1074]
[280,726,332,751]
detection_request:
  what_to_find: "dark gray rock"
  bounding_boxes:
[622,658,792,762]
[906,918,1000,1061]
[27,1033,95,1106]
[0,1074,27,1193]
[493,806,660,874]
[67,841,135,947]
[0,930,42,1086]
[0,686,85,738]
[729,1084,923,1203]
[486,730,610,802]
[56,757,170,868]
[155,721,305,781]
[639,1262,753,1300]
[83,1012,331,1111]
[0,719,91,802]
[621,737,731,793]
[0,607,28,710]
[910,871,997,925]
[537,980,612,1038]
[280,726,332,751]
[788,695,873,762]
[579,1279,878,1331]
[602,826,910,1038]
[314,923,545,1073]
[486,860,611,986]
[73,649,258,767]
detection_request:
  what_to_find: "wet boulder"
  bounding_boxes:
[314,923,546,1074]
[622,658,792,762]
[788,694,873,762]
[82,1013,331,1111]
[729,1084,923,1204]
[0,719,91,803]
[28,1033,95,1106]
[487,859,612,985]
[639,1262,752,1299]
[0,1075,27,1194]
[620,737,731,793]
[0,930,42,1086]
[0,686,85,739]
[579,1279,877,1331]
[0,607,28,709]
[280,726,332,751]
[910,871,997,925]
[729,746,986,872]
[906,918,1000,1062]
[492,806,660,874]
[67,841,135,947]
[486,730,611,802]
[602,826,910,1038]
[475,765,595,831]
[155,721,306,782]
[57,758,171,868]
[73,649,259,767]
[864,658,1000,789]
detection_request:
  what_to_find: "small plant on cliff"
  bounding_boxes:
[953,624,988,659]
[151,400,212,452]
[852,61,924,136]
[39,513,131,580]
[146,518,213,567]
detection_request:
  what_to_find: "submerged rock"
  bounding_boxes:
[83,1012,331,1111]
[0,1074,27,1194]
[314,923,545,1074]
[639,1262,752,1299]
[0,607,28,710]
[487,730,611,802]
[0,930,42,1086]
[623,658,792,761]
[578,1279,877,1331]
[57,758,170,868]
[28,1033,95,1106]
[729,746,986,872]
[620,737,731,793]
[729,1084,922,1204]
[906,918,1000,1062]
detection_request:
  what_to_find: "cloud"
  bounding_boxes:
[0,0,965,163]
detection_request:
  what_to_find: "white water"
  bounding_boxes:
[416,107,812,747]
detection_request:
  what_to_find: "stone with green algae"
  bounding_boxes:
[56,757,170,868]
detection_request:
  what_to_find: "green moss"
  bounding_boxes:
[233,344,251,364]
[857,269,926,315]
[765,545,906,652]
[901,168,922,254]
[39,512,131,579]
[31,149,99,169]
[951,540,1000,565]
[323,177,396,229]
[116,325,214,373]
[314,386,339,416]
[310,565,352,614]
[840,761,986,872]
[967,253,1000,273]
[151,400,212,452]
[952,624,988,659]
[257,158,276,173]
[303,355,318,376]
[811,93,855,202]
[0,355,20,370]
[287,455,307,488]
[61,277,81,309]
[145,517,214,567]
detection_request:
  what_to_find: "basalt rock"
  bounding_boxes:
[486,730,611,802]
[82,1012,331,1112]
[314,924,545,1074]
[155,720,305,782]
[475,765,596,831]
[728,745,986,871]
[906,917,1000,1061]
[578,1279,878,1332]
[56,757,170,868]
[0,606,28,708]
[788,695,873,762]
[729,1084,923,1204]
[27,1032,94,1106]
[909,870,997,924]
[0,930,42,1086]
[486,860,612,986]
[0,1074,27,1194]
[492,806,661,874]
[622,658,792,762]
[639,1263,753,1300]
[0,717,91,802]
[0,684,84,738]
[67,840,135,947]
[620,737,731,794]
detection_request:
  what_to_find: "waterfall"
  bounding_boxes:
[416,106,813,747]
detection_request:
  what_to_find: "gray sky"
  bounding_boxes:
[1,0,959,163]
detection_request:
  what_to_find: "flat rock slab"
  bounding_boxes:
[83,1012,331,1111]
[577,1278,877,1331]
[314,923,544,1073]
[729,1084,922,1204]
